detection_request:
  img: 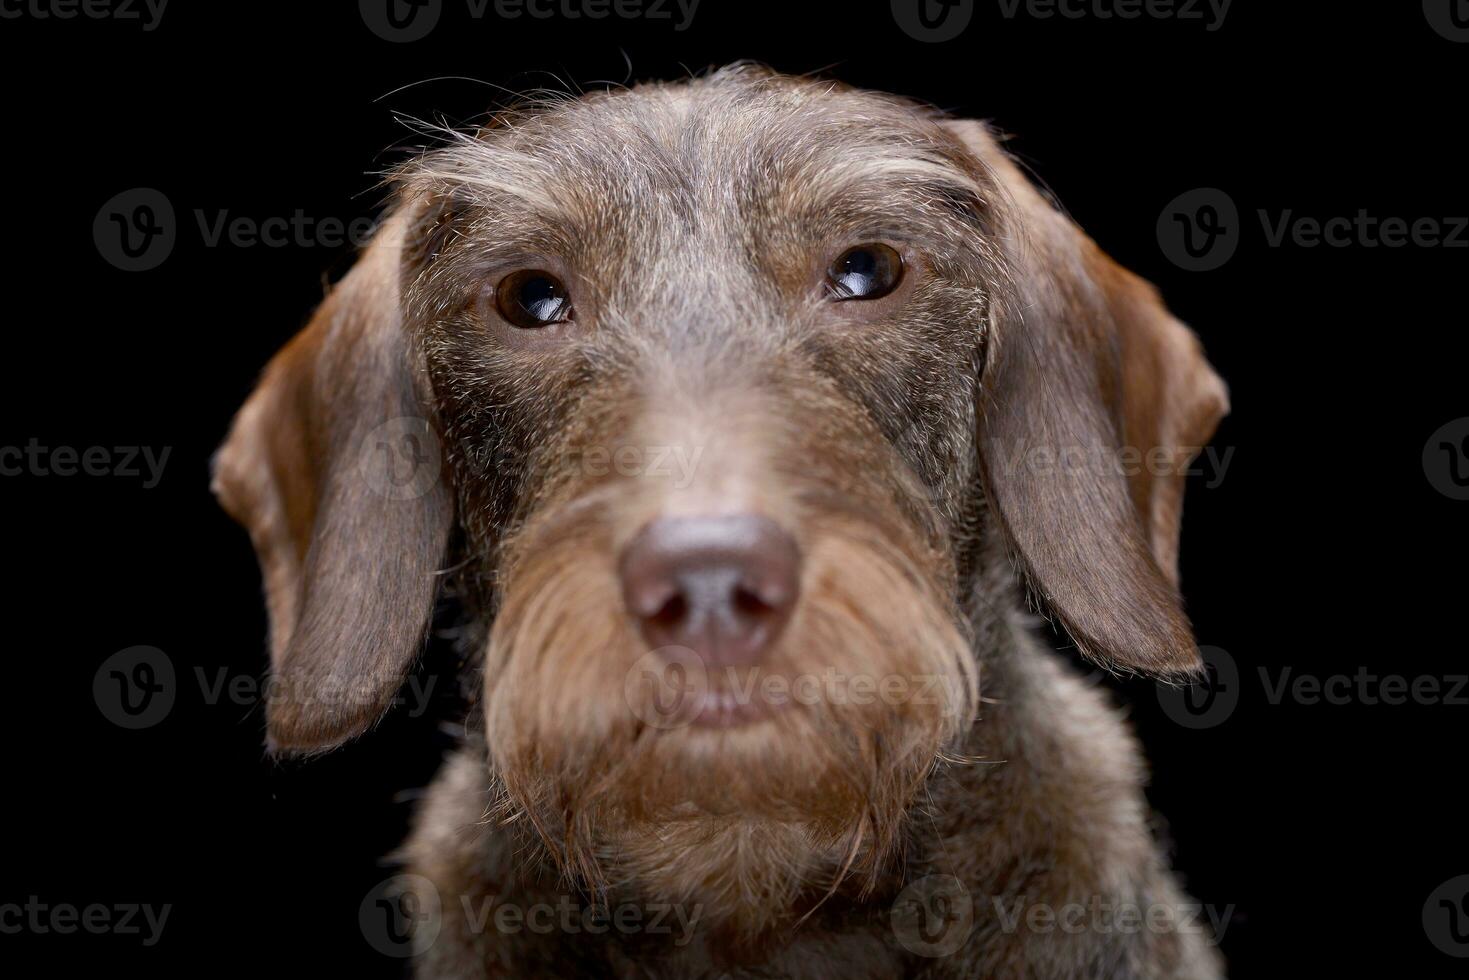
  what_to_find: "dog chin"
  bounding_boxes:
[481,501,977,925]
[599,810,865,941]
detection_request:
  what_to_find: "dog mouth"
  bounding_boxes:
[688,685,786,729]
[621,647,800,732]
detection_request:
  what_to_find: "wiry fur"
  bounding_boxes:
[215,65,1229,977]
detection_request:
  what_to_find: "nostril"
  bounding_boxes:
[732,585,774,619]
[650,592,688,630]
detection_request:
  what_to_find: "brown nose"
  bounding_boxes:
[619,515,801,668]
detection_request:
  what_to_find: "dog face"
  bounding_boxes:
[214,67,1226,932]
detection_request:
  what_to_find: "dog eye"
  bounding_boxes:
[494,270,573,328]
[826,244,903,300]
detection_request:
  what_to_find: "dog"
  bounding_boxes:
[213,65,1229,978]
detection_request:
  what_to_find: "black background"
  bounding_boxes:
[3,1,1465,975]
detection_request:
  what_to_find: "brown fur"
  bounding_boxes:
[214,66,1228,977]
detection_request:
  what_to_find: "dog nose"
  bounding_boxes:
[620,515,801,668]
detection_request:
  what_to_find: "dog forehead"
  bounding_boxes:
[565,73,950,172]
[426,72,983,255]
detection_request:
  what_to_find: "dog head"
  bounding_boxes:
[214,66,1226,931]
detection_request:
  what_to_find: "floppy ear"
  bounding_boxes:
[943,120,1228,677]
[212,210,453,753]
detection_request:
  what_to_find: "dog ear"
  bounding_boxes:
[212,210,453,753]
[943,120,1228,677]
